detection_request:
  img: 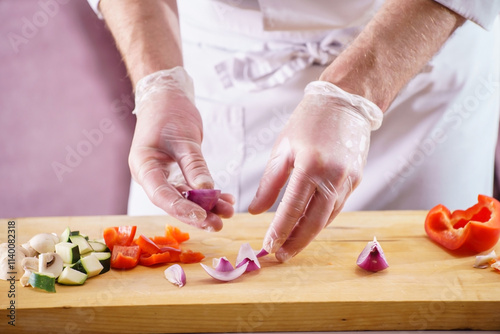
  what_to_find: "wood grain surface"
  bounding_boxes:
[0,211,499,333]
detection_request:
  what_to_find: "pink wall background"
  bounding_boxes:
[0,0,135,218]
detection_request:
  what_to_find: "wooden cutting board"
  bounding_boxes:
[0,211,499,333]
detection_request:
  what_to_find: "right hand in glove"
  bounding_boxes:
[129,67,234,231]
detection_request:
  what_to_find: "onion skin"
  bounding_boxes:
[356,237,389,272]
[183,189,221,211]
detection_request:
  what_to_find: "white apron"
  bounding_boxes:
[128,0,500,215]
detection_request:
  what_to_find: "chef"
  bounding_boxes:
[87,0,500,262]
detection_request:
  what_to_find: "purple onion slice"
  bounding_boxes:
[212,257,234,272]
[200,262,249,282]
[235,243,261,272]
[183,189,221,211]
[255,248,269,258]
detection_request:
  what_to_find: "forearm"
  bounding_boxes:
[99,0,182,87]
[319,0,466,112]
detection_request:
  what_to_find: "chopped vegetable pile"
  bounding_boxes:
[103,224,205,270]
[0,227,113,293]
[0,223,204,293]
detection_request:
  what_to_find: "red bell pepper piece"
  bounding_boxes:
[424,195,500,253]
[151,236,180,250]
[103,226,137,251]
[179,250,205,264]
[136,235,162,255]
[111,245,140,269]
[165,224,190,243]
[139,252,172,266]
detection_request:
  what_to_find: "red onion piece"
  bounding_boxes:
[159,246,182,253]
[164,264,186,287]
[255,248,269,258]
[200,262,249,281]
[183,189,221,211]
[356,236,389,272]
[236,243,261,272]
[212,257,234,272]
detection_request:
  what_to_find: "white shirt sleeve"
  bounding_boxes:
[87,0,103,19]
[433,0,500,30]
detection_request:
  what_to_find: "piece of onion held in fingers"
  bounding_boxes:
[356,236,389,272]
[183,189,221,211]
[164,264,186,287]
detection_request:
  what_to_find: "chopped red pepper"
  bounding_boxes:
[103,226,137,251]
[139,252,172,266]
[425,195,500,253]
[166,224,190,243]
[151,236,180,250]
[136,235,162,255]
[111,245,140,269]
[179,250,205,264]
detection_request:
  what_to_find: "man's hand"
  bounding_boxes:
[130,68,234,231]
[249,0,465,261]
[249,81,382,262]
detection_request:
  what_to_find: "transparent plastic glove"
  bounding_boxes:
[248,81,383,261]
[130,67,234,231]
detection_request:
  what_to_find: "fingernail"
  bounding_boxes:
[194,175,214,188]
[276,250,293,263]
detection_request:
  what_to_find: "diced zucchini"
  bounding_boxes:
[89,241,109,252]
[93,238,106,244]
[69,259,86,273]
[55,242,80,264]
[57,267,87,285]
[28,272,56,293]
[69,235,93,254]
[60,226,71,243]
[69,230,80,236]
[79,254,103,277]
[92,252,111,274]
